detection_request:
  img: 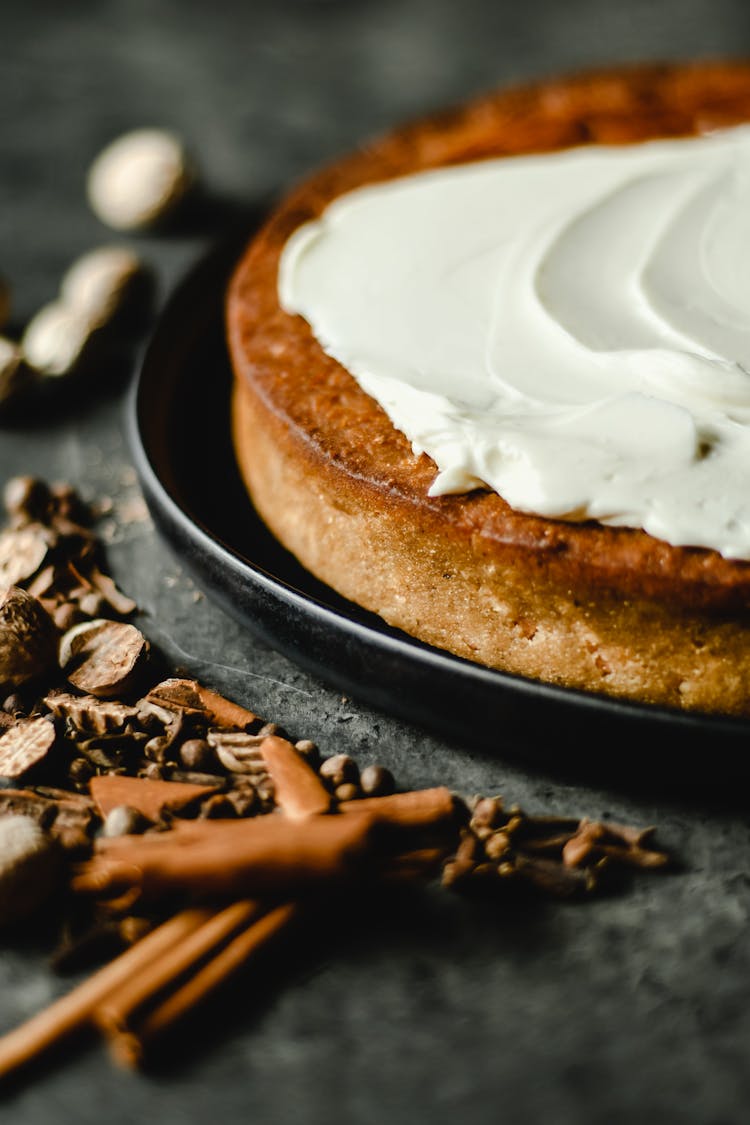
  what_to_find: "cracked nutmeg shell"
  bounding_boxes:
[59,618,149,698]
[0,586,58,689]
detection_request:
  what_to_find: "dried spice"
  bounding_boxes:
[0,477,672,1085]
[60,619,149,698]
[0,587,58,689]
[0,717,57,779]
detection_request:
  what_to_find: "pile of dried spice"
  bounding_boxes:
[0,477,671,1081]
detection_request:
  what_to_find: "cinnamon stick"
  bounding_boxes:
[106,903,298,1069]
[0,907,211,1081]
[258,735,331,818]
[338,787,459,831]
[89,774,219,821]
[72,812,379,901]
[93,899,263,1037]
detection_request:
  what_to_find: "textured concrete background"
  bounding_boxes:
[2,1,750,1121]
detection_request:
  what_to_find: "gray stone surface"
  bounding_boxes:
[2,2,750,1121]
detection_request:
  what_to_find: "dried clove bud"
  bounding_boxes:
[59,619,149,698]
[86,129,194,231]
[0,814,62,927]
[0,587,58,689]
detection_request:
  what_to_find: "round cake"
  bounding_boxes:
[227,62,750,716]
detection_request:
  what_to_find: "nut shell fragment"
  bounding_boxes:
[0,716,56,779]
[60,618,148,698]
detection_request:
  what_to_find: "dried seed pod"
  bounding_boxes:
[0,715,56,779]
[59,618,149,698]
[0,586,58,689]
[0,814,62,927]
[359,764,395,797]
[22,301,104,379]
[319,753,358,789]
[0,338,33,408]
[60,245,153,327]
[87,129,193,231]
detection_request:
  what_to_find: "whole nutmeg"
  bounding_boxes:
[0,338,33,408]
[60,245,153,327]
[87,129,193,231]
[0,814,62,928]
[0,587,58,689]
[22,301,103,379]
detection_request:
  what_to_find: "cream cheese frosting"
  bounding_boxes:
[279,127,750,559]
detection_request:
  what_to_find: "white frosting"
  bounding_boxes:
[279,128,750,559]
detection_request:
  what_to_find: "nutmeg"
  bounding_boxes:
[60,245,153,327]
[0,586,58,689]
[21,301,104,379]
[86,128,193,231]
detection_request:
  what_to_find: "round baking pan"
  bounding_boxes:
[128,236,750,782]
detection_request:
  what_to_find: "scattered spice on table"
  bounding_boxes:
[0,478,671,1083]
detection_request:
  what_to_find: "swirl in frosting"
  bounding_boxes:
[279,127,750,559]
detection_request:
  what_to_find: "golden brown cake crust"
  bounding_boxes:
[227,62,750,714]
